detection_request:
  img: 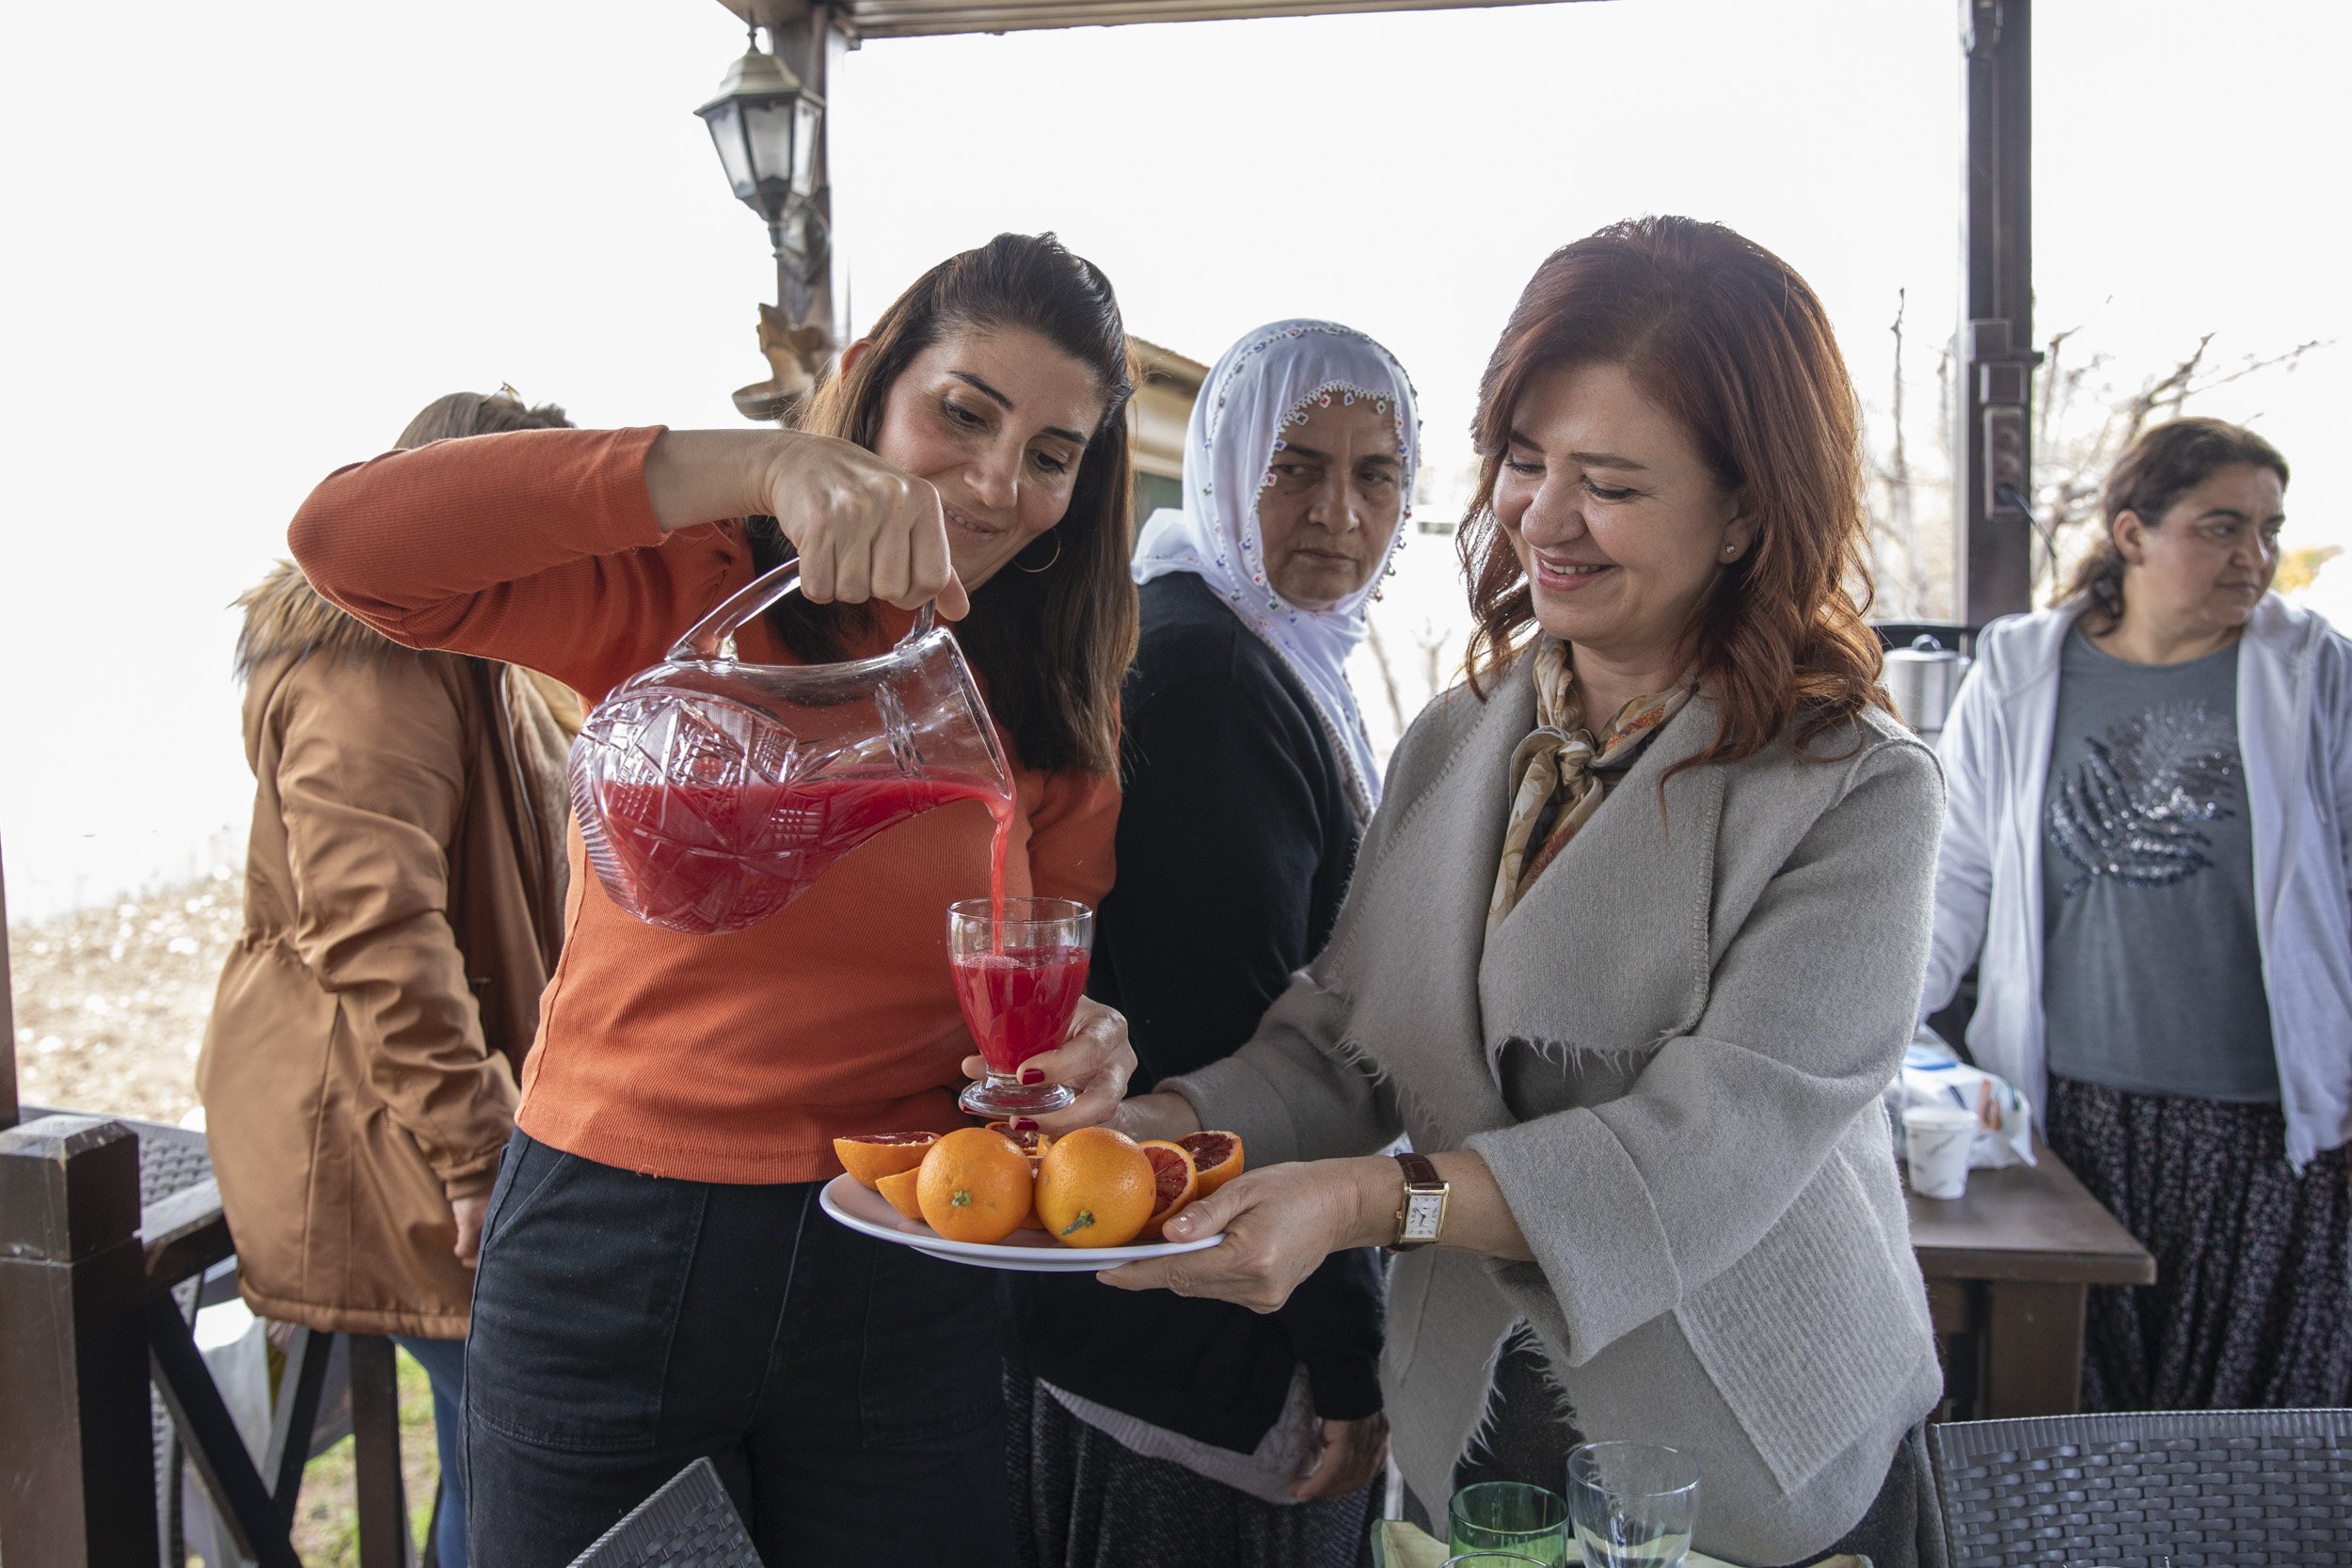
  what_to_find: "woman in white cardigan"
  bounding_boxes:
[1091,217,1946,1568]
[1922,417,2352,1410]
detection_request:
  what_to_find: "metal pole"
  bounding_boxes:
[1957,0,2036,627]
[0,1115,157,1566]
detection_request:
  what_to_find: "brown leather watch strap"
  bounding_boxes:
[1387,1150,1449,1253]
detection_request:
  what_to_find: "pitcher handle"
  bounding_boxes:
[670,556,938,662]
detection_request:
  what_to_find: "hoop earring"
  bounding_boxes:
[1016,531,1062,574]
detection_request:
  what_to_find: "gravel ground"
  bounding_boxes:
[9,871,243,1123]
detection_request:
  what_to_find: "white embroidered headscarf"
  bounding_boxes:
[1132,320,1420,827]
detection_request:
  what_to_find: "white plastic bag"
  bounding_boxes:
[1889,1025,2035,1170]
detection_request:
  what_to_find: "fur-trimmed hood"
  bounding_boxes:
[234,561,401,679]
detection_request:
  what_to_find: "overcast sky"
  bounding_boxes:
[3,0,2344,920]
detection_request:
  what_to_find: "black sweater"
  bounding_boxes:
[1005,574,1386,1453]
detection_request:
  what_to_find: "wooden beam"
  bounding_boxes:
[720,0,1588,41]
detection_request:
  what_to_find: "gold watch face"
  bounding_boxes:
[1404,1191,1446,1239]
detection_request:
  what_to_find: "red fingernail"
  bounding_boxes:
[1020,1068,1045,1085]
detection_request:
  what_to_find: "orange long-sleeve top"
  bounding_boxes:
[289,426,1119,1184]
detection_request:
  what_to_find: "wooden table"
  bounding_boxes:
[1907,1137,2153,1419]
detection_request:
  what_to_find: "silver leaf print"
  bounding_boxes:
[2046,701,2239,895]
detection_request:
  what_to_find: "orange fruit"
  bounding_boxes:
[987,1123,1056,1230]
[833,1132,940,1190]
[916,1127,1033,1244]
[1136,1140,1200,1238]
[1035,1127,1155,1249]
[1179,1131,1245,1197]
[876,1165,925,1221]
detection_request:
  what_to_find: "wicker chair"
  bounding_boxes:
[1928,1409,2352,1566]
[568,1458,760,1568]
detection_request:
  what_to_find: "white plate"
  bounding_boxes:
[818,1173,1223,1274]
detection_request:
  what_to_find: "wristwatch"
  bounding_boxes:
[1385,1151,1451,1253]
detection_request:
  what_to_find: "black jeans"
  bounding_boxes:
[465,1131,1014,1567]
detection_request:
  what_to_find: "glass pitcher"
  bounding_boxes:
[568,560,1012,936]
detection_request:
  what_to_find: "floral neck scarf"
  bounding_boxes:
[1486,639,1692,935]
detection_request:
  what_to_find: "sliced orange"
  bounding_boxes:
[1136,1140,1200,1239]
[916,1127,1033,1244]
[876,1165,925,1221]
[833,1132,941,1191]
[1035,1127,1154,1249]
[1179,1131,1245,1197]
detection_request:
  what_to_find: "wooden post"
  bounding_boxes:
[3,833,21,1132]
[1984,1280,2088,1418]
[772,4,848,361]
[0,1114,158,1566]
[349,1335,415,1568]
[1956,0,2037,626]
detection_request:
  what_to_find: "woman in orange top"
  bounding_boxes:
[290,233,1143,1567]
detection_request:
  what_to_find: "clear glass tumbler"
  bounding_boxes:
[1448,1481,1569,1567]
[1565,1442,1700,1568]
[950,896,1092,1118]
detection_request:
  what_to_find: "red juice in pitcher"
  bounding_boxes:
[950,944,1091,1074]
[594,768,1013,937]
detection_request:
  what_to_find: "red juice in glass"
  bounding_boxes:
[950,897,1093,1118]
[953,945,1090,1075]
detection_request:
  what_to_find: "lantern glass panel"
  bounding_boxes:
[791,98,823,196]
[741,100,802,196]
[701,100,755,199]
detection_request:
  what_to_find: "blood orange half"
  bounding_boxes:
[1137,1140,1200,1239]
[1177,1131,1244,1197]
[834,1132,940,1190]
[989,1122,1055,1228]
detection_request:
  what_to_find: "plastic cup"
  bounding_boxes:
[1903,1105,1979,1199]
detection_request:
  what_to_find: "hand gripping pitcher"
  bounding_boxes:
[569,560,1013,936]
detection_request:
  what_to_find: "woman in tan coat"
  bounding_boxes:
[199,390,577,1568]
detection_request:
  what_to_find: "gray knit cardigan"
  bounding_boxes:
[1165,656,1946,1565]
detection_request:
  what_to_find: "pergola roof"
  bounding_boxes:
[718,0,1581,41]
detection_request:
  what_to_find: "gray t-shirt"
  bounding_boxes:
[2040,629,2278,1101]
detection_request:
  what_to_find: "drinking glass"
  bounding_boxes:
[1439,1556,1550,1567]
[950,896,1092,1118]
[1565,1442,1700,1568]
[1448,1481,1569,1567]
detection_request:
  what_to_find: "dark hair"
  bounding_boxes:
[396,388,573,448]
[2064,417,2291,633]
[1457,215,1888,770]
[758,232,1137,776]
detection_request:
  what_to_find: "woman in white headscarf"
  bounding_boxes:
[1005,321,1419,1568]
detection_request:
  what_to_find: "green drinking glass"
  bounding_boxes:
[1440,1556,1550,1568]
[1448,1481,1570,1567]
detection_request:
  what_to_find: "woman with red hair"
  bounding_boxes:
[1102,217,1945,1566]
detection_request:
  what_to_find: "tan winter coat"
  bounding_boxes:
[199,563,574,1337]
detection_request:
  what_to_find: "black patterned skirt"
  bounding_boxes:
[2045,1074,2352,1410]
[1006,1368,1375,1568]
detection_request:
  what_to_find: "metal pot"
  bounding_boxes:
[1883,633,1972,738]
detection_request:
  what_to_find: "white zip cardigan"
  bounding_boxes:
[1923,593,2352,1168]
